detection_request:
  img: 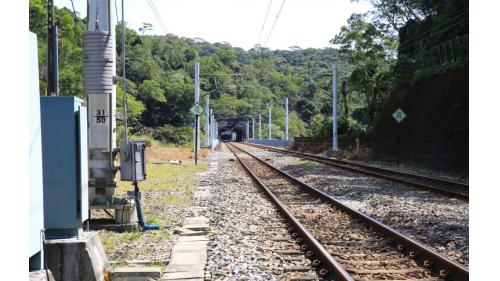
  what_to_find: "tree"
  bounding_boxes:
[332,13,396,125]
[139,23,153,35]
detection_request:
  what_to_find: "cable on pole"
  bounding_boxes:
[264,0,287,46]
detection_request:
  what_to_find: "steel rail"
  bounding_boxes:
[242,142,468,200]
[230,142,470,281]
[226,143,354,281]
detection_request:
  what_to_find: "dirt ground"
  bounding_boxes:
[147,146,211,163]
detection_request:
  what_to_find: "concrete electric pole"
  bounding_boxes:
[259,115,262,140]
[285,98,289,141]
[252,118,255,140]
[332,64,338,151]
[268,107,272,140]
[205,95,210,147]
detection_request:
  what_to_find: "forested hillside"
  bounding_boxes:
[29,0,468,146]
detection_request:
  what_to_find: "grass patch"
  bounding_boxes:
[97,160,207,263]
[115,162,207,195]
[97,230,140,254]
[297,159,320,168]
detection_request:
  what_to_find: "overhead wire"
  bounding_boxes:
[256,0,273,46]
[264,0,287,46]
[145,0,169,35]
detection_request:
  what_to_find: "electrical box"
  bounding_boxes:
[120,139,147,181]
[40,96,89,238]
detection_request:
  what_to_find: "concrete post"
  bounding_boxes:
[210,109,214,147]
[252,118,255,140]
[246,121,250,141]
[332,63,338,151]
[285,97,289,141]
[259,115,262,139]
[268,107,272,140]
[195,62,200,150]
[205,95,209,147]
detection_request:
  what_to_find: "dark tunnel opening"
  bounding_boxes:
[220,127,244,142]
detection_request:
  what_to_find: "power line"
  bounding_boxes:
[145,0,169,35]
[146,0,168,34]
[256,0,273,46]
[264,0,287,46]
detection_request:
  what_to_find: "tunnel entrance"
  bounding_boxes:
[220,127,244,141]
[218,118,248,142]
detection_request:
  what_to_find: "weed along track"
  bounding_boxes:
[227,142,469,281]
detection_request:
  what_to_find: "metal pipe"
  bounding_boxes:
[53,26,59,96]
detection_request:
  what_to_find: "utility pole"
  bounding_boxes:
[47,0,58,96]
[268,107,272,140]
[245,120,250,141]
[259,115,262,139]
[210,109,214,148]
[332,64,338,151]
[342,80,348,118]
[194,62,200,151]
[285,98,289,141]
[252,118,255,140]
[205,95,210,147]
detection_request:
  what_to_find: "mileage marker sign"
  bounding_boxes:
[94,109,109,124]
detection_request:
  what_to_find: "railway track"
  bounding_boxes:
[226,142,469,281]
[242,143,468,200]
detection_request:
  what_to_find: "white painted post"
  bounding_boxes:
[285,98,289,141]
[268,107,272,140]
[252,118,255,140]
[259,115,262,139]
[332,64,338,151]
[195,62,200,150]
[205,95,210,147]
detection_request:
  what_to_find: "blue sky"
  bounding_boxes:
[55,0,372,50]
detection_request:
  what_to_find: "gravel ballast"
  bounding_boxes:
[239,144,469,267]
[202,145,318,280]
